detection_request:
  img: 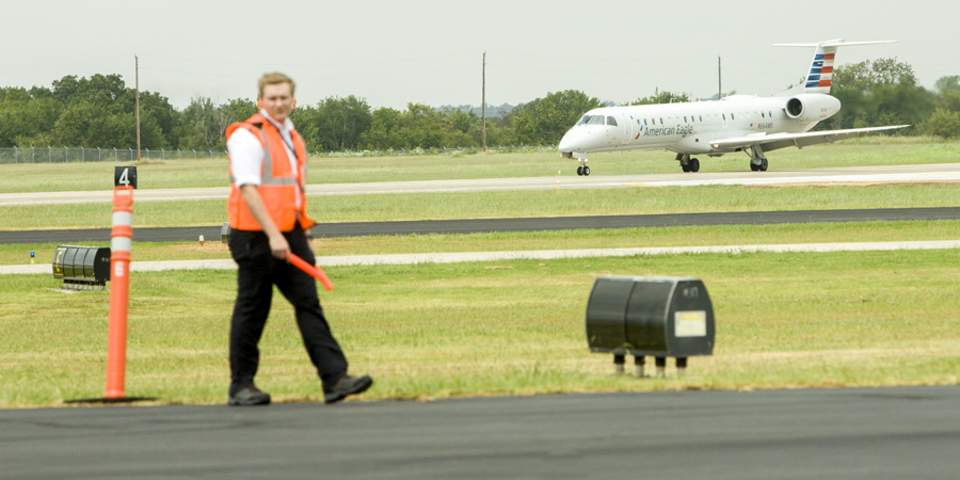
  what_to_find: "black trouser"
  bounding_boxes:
[228,224,347,392]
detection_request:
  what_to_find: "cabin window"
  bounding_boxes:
[643,119,647,126]
[659,118,664,125]
[606,116,618,126]
[731,113,736,120]
[722,114,726,121]
[761,112,765,118]
[769,111,774,117]
[699,115,703,122]
[683,116,687,123]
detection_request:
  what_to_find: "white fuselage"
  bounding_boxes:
[558,94,840,157]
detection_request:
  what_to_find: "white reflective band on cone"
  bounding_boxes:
[112,211,133,226]
[111,237,132,252]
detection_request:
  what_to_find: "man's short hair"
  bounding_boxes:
[258,72,296,99]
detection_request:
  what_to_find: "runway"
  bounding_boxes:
[3,207,959,244]
[2,386,957,479]
[1,162,959,206]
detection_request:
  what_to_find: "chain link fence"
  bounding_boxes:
[0,145,558,164]
[0,147,224,164]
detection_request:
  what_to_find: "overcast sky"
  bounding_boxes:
[2,0,956,109]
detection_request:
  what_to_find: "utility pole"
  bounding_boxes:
[135,55,141,163]
[481,51,487,152]
[717,56,722,100]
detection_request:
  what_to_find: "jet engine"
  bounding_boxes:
[783,94,841,122]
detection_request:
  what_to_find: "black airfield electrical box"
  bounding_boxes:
[52,245,111,287]
[586,276,715,375]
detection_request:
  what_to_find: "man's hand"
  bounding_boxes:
[239,185,287,257]
[267,232,290,259]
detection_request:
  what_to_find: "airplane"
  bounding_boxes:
[557,39,909,175]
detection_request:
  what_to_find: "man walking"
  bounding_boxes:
[225,72,372,406]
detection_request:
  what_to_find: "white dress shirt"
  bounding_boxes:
[227,110,302,208]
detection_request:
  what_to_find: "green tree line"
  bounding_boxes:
[1,59,957,152]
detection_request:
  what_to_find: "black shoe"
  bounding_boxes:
[323,374,373,404]
[228,384,271,406]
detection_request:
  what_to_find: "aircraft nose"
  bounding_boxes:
[558,129,579,152]
[559,127,601,153]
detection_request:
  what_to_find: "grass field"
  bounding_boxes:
[1,249,957,407]
[2,183,959,230]
[0,137,956,193]
[1,137,957,408]
[2,220,959,265]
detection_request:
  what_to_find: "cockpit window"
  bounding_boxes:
[606,116,618,126]
[578,115,606,125]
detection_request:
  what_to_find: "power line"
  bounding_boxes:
[135,55,141,163]
[481,51,487,152]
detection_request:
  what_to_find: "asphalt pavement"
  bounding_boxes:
[1,386,958,479]
[2,162,959,206]
[3,207,959,244]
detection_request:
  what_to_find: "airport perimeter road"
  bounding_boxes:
[2,163,959,206]
[2,386,958,479]
[3,207,960,244]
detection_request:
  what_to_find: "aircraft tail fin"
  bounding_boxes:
[773,39,896,94]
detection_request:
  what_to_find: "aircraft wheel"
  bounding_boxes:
[583,166,591,176]
[759,158,768,172]
[689,158,700,172]
[576,166,583,176]
[749,162,759,172]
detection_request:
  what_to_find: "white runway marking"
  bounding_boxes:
[1,163,958,206]
[4,240,958,275]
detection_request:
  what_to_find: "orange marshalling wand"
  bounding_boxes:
[286,253,334,292]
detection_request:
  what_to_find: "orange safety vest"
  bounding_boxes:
[226,113,315,232]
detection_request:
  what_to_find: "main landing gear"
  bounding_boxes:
[677,153,700,173]
[747,145,768,172]
[576,155,591,176]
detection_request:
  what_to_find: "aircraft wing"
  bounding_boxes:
[708,125,910,152]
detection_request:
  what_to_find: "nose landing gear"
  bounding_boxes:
[575,155,591,176]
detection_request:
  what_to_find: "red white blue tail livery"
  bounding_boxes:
[773,39,897,94]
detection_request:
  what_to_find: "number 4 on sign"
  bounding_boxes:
[114,166,138,189]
